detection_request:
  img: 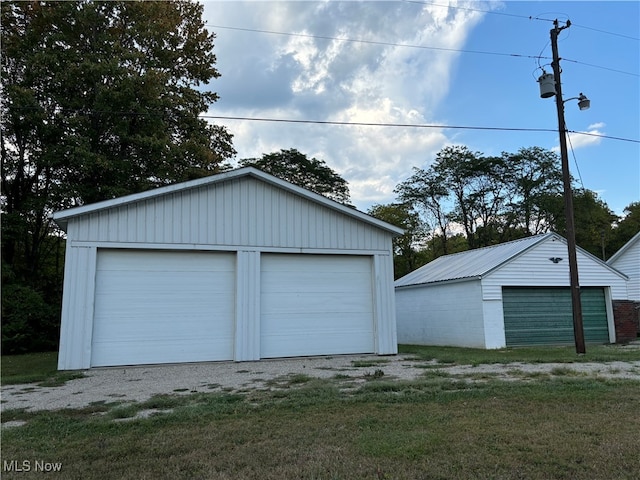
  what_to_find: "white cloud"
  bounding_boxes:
[203,1,488,210]
[551,123,605,152]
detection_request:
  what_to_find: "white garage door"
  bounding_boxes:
[91,250,235,367]
[260,254,375,358]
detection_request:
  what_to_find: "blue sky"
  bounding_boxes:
[202,1,639,216]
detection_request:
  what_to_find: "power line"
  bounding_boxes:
[201,114,640,143]
[8,106,639,143]
[566,131,585,189]
[560,58,639,77]
[571,23,639,42]
[200,114,557,132]
[405,0,640,41]
[566,130,640,144]
[403,0,553,22]
[207,24,639,78]
[206,24,549,61]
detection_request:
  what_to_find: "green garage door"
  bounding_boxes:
[503,287,610,347]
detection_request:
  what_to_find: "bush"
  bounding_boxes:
[1,283,59,354]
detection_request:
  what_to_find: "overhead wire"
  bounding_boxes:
[404,0,640,41]
[6,106,639,144]
[207,24,639,77]
[566,130,585,189]
[403,0,554,22]
[206,24,552,62]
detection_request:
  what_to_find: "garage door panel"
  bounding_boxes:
[93,339,230,365]
[261,312,373,331]
[262,272,372,294]
[96,250,234,272]
[261,293,373,313]
[262,332,375,357]
[263,256,371,272]
[261,254,375,358]
[91,250,235,367]
[503,287,609,347]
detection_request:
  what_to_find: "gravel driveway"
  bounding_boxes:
[3,353,640,413]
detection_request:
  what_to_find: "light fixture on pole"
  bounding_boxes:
[537,19,589,354]
[563,93,591,111]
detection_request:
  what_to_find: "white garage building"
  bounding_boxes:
[607,231,640,301]
[395,233,629,349]
[54,167,402,370]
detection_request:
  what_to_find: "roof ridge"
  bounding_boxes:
[435,232,552,259]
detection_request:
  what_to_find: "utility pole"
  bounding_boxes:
[549,19,586,354]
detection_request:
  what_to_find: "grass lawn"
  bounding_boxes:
[1,351,84,386]
[2,346,640,479]
[399,343,640,364]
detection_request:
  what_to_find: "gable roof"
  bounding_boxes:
[52,167,404,235]
[394,232,627,288]
[607,231,640,265]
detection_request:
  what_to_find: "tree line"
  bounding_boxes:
[368,145,639,279]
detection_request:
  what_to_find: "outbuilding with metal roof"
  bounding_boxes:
[394,233,629,348]
[54,167,402,370]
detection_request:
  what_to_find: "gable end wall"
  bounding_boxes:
[66,177,390,251]
[609,240,640,301]
[482,238,628,300]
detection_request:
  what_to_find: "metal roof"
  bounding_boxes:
[394,233,557,287]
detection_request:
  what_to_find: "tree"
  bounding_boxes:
[1,1,234,352]
[501,147,563,236]
[368,203,429,278]
[538,189,618,259]
[240,148,351,204]
[609,202,640,257]
[397,146,571,252]
[395,166,451,254]
[399,146,511,250]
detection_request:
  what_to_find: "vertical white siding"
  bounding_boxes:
[373,254,398,354]
[482,237,628,300]
[608,240,639,301]
[66,178,390,250]
[58,246,97,370]
[395,280,486,348]
[235,251,261,361]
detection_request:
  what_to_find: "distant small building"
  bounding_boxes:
[607,232,640,301]
[54,167,402,370]
[395,233,628,349]
[607,231,640,341]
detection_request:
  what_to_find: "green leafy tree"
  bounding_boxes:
[368,203,429,278]
[395,166,451,254]
[240,148,351,204]
[1,0,234,352]
[501,147,563,235]
[393,145,609,268]
[609,202,640,257]
[538,189,618,259]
